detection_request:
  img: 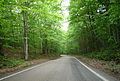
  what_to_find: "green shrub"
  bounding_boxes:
[81,53,120,62]
[21,63,30,68]
[110,61,114,67]
[117,65,120,69]
[0,56,24,68]
[110,68,118,73]
[0,64,3,68]
[3,44,15,50]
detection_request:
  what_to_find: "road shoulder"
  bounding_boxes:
[76,56,120,81]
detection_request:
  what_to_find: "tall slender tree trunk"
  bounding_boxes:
[23,2,29,60]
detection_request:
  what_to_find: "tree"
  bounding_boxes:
[66,0,120,54]
[0,0,64,59]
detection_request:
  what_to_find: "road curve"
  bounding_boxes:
[0,56,118,81]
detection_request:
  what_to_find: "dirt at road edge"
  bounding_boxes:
[76,56,120,80]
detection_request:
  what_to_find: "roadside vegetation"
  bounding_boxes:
[0,54,60,69]
[0,0,64,62]
[75,55,120,79]
[0,56,24,68]
[0,54,59,76]
[81,53,120,63]
[66,0,120,57]
[0,0,64,76]
[0,0,120,79]
[64,0,120,79]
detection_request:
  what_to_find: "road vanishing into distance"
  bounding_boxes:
[0,56,118,81]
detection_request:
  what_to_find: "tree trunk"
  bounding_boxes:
[23,2,29,60]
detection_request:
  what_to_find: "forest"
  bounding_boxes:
[66,0,120,62]
[0,0,120,71]
[0,0,64,60]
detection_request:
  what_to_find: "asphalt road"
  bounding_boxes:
[0,56,118,81]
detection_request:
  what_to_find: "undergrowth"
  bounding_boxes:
[81,53,120,63]
[0,56,24,68]
[71,53,120,74]
[0,53,60,68]
[72,53,120,63]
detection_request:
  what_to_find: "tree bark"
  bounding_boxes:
[23,2,29,60]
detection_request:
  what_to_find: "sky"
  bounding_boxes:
[61,0,70,31]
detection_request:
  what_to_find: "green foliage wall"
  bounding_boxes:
[0,0,64,58]
[66,0,120,54]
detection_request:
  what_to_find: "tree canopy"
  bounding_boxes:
[0,0,120,60]
[66,0,120,54]
[0,0,64,60]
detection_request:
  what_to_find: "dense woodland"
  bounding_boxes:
[67,0,120,55]
[0,0,64,60]
[0,0,120,62]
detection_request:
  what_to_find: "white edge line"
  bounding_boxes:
[74,57,109,81]
[0,60,54,81]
